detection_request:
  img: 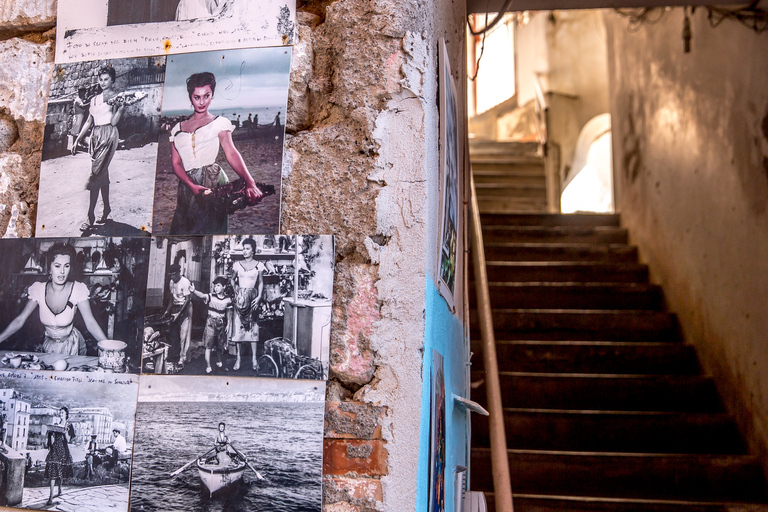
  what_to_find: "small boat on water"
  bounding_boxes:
[196,453,247,496]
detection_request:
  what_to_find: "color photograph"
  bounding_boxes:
[151,47,290,236]
[129,375,324,512]
[0,238,150,374]
[36,57,165,237]
[142,235,333,379]
[55,0,295,63]
[0,370,138,512]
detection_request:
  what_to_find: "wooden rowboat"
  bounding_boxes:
[196,453,247,496]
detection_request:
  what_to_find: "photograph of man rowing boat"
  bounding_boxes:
[129,375,324,512]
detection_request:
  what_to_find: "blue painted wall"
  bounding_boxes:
[415,279,469,512]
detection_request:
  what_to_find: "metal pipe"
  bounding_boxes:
[469,171,514,512]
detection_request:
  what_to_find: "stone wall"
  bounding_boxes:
[0,0,467,510]
[605,8,768,474]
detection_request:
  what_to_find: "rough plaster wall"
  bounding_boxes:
[605,8,768,473]
[282,0,466,510]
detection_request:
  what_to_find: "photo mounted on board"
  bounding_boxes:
[55,0,295,63]
[36,57,165,238]
[0,370,138,512]
[142,235,334,379]
[0,237,149,374]
[151,47,290,236]
[130,375,324,512]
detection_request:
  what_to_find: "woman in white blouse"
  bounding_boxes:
[169,72,262,234]
[72,66,125,232]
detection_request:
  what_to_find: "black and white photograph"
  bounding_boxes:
[151,48,289,236]
[36,57,165,238]
[142,235,333,379]
[437,38,461,309]
[55,0,295,63]
[130,375,324,512]
[0,237,150,374]
[0,369,138,512]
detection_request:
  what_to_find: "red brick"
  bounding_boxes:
[323,439,388,476]
[324,476,383,502]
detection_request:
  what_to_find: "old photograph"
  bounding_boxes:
[142,235,333,379]
[151,47,289,236]
[0,237,150,374]
[56,0,295,63]
[437,39,460,308]
[36,57,165,238]
[0,370,138,512]
[130,375,324,512]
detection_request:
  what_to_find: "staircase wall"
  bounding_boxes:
[605,8,768,474]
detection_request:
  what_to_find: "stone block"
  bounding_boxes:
[0,447,26,505]
[325,401,385,439]
[0,38,54,122]
[0,0,56,38]
[0,152,33,238]
[324,476,383,502]
[323,439,388,477]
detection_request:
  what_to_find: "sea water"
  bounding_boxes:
[130,401,323,512]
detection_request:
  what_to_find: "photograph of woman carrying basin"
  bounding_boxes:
[0,237,150,373]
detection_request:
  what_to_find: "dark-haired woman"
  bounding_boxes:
[0,243,107,355]
[72,66,126,232]
[169,71,262,235]
[44,406,75,506]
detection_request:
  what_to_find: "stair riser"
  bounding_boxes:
[479,213,621,227]
[471,450,767,502]
[470,342,700,374]
[472,413,745,454]
[469,311,678,342]
[474,174,547,187]
[482,263,649,283]
[472,375,722,412]
[473,285,663,310]
[478,199,549,214]
[482,228,628,245]
[483,244,638,263]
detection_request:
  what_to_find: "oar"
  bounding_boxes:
[169,448,214,477]
[229,444,264,480]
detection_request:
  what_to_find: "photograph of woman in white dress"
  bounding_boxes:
[151,47,290,235]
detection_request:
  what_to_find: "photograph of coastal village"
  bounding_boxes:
[130,375,324,512]
[0,370,138,512]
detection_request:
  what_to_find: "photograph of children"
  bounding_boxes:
[437,39,461,309]
[55,0,295,64]
[0,237,150,374]
[150,47,290,236]
[142,235,334,380]
[130,375,324,512]
[36,57,165,238]
[0,370,138,512]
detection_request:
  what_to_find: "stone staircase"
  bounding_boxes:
[469,212,768,512]
[470,140,547,213]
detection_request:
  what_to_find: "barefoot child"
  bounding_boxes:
[192,276,232,374]
[214,422,235,466]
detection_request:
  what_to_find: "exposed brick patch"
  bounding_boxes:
[323,439,387,477]
[324,476,382,512]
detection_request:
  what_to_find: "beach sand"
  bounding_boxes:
[151,128,283,235]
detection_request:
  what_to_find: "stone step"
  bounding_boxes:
[471,449,767,502]
[482,243,638,263]
[471,373,722,412]
[473,166,546,182]
[482,262,649,283]
[470,340,699,374]
[483,493,768,512]
[471,283,663,310]
[469,309,678,342]
[481,226,629,244]
[479,213,621,227]
[476,183,548,196]
[471,410,745,454]
[470,139,541,155]
[477,197,549,214]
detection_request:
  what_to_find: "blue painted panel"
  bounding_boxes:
[415,280,468,512]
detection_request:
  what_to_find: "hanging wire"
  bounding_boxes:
[467,0,516,36]
[615,3,768,35]
[468,13,489,81]
[614,7,667,33]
